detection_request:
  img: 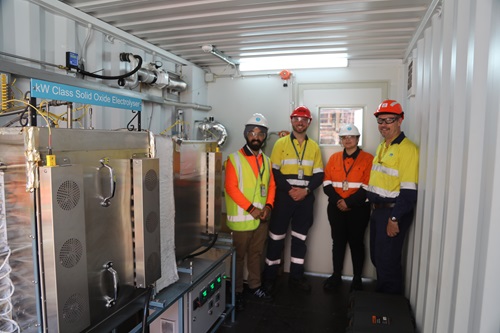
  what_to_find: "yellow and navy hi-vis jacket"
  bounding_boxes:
[367,132,419,219]
[270,133,324,192]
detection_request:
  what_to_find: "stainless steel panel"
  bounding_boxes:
[207,152,222,234]
[173,141,207,261]
[132,158,161,287]
[39,165,90,332]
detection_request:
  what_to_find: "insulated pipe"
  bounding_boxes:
[66,103,73,129]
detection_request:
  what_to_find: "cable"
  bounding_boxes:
[183,233,219,260]
[76,54,143,80]
[141,286,154,333]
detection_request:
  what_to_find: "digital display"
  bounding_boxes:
[66,52,79,70]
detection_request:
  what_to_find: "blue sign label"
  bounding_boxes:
[30,79,142,111]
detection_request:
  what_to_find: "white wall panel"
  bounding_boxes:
[407,0,500,332]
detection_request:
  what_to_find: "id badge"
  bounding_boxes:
[298,167,304,180]
[342,180,349,191]
[260,184,267,197]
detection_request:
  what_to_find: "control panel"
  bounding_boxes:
[186,258,228,333]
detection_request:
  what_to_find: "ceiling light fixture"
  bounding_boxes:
[202,44,239,68]
[239,54,348,72]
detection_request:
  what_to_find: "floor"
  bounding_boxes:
[216,273,377,333]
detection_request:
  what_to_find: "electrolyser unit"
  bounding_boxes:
[0,127,162,332]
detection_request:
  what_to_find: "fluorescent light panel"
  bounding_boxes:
[239,54,348,71]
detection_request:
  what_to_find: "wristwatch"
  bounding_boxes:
[390,217,398,223]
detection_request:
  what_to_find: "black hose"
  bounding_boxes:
[183,233,219,260]
[77,54,143,80]
[141,286,154,333]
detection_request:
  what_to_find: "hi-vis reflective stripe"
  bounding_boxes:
[266,258,281,266]
[401,181,418,190]
[290,257,305,264]
[288,179,309,186]
[269,231,286,241]
[291,230,307,241]
[230,153,249,220]
[281,158,315,167]
[227,203,264,222]
[372,163,399,177]
[330,181,363,189]
[366,185,399,198]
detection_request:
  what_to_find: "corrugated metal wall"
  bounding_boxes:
[407,0,500,332]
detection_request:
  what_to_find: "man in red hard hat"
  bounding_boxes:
[262,106,324,293]
[367,99,419,294]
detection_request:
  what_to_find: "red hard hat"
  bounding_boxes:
[374,100,404,119]
[290,106,312,119]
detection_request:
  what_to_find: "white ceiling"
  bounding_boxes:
[59,0,435,69]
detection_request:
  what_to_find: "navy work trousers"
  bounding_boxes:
[369,207,413,294]
[264,191,315,281]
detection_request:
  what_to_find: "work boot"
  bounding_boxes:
[262,279,275,294]
[288,276,311,292]
[323,273,342,291]
[350,276,363,291]
[250,286,273,301]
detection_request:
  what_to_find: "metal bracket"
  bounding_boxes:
[127,110,141,131]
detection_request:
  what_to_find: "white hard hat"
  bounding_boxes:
[246,113,269,129]
[339,123,360,136]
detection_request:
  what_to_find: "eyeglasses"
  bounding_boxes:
[248,131,266,139]
[291,116,310,123]
[377,117,399,124]
[340,135,357,140]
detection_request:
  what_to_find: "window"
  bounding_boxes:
[318,106,364,146]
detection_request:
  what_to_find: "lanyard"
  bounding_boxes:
[342,149,359,191]
[291,136,308,166]
[343,154,357,179]
[254,153,265,181]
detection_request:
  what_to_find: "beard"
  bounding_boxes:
[292,122,308,134]
[246,138,263,151]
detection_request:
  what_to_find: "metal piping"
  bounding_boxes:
[202,45,239,68]
[163,99,212,112]
[0,60,212,112]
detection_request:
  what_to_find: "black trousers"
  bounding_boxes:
[369,207,413,294]
[327,202,370,277]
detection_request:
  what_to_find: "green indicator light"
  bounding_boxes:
[217,277,221,283]
[203,290,208,297]
[210,283,215,290]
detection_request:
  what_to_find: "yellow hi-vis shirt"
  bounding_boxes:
[225,151,272,231]
[271,133,323,187]
[367,135,419,198]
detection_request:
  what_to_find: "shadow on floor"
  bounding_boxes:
[216,273,377,333]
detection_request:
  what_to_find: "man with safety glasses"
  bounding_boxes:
[366,100,419,294]
[262,106,324,293]
[225,113,276,310]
